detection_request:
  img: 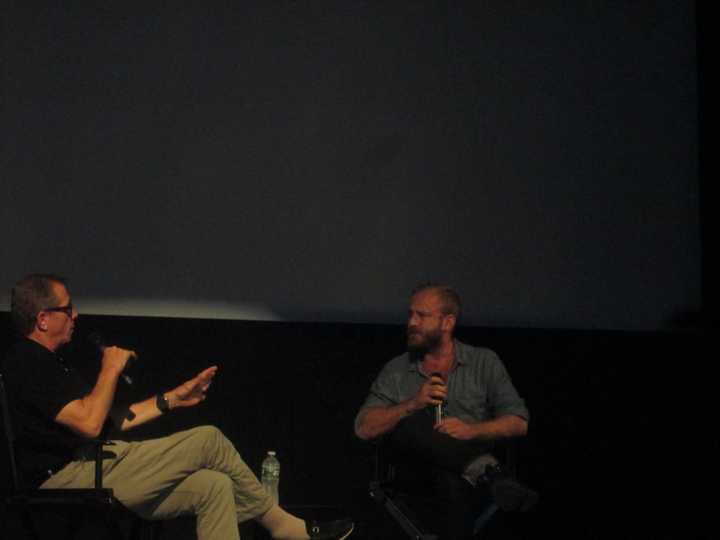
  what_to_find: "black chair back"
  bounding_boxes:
[0,372,21,492]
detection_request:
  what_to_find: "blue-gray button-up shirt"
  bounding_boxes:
[356,340,529,427]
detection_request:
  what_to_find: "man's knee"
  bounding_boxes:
[208,472,234,497]
[192,424,224,438]
[198,471,235,511]
[189,425,228,449]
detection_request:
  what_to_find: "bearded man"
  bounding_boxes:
[355,284,536,540]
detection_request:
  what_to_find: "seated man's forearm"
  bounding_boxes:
[112,396,164,431]
[355,401,419,440]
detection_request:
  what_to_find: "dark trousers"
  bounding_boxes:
[386,410,494,540]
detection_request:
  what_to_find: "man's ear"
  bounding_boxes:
[442,313,456,333]
[37,311,49,331]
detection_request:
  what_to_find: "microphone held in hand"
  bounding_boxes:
[431,372,446,424]
[87,332,136,385]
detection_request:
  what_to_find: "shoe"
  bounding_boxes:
[480,464,539,512]
[306,518,354,539]
[490,475,539,512]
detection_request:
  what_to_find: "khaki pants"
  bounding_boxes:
[41,425,273,540]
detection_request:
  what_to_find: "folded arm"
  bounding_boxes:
[435,414,527,441]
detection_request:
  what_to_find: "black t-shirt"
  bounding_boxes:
[2,337,92,486]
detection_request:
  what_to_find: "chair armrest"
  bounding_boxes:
[81,438,115,489]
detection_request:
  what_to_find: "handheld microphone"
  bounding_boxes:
[431,372,446,424]
[87,332,135,385]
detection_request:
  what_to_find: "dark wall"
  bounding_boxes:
[1,313,713,538]
[0,1,701,330]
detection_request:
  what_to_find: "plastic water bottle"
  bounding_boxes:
[261,450,280,505]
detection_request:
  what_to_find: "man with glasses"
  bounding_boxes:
[2,274,353,540]
[354,283,537,540]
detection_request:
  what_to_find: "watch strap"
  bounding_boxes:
[156,393,170,414]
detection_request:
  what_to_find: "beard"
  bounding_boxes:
[406,326,442,354]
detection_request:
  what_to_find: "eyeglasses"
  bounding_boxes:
[43,302,74,317]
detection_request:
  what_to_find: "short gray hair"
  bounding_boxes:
[10,274,66,336]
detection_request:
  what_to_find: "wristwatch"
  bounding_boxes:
[156,393,170,414]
